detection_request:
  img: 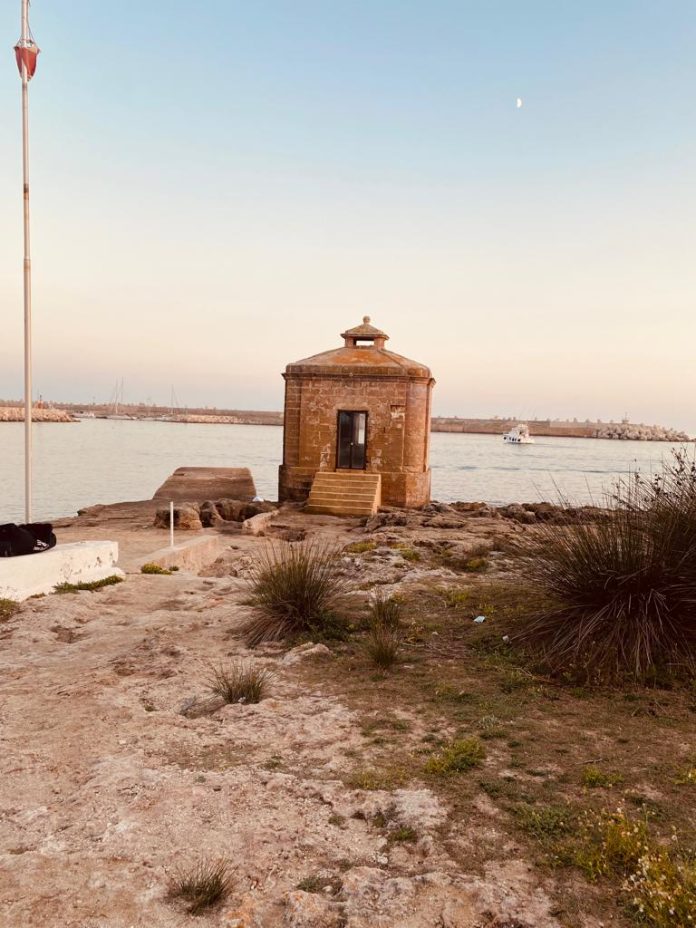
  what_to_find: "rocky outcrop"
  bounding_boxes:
[363,501,607,533]
[154,498,277,531]
[0,406,74,422]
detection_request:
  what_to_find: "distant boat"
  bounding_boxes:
[503,423,534,444]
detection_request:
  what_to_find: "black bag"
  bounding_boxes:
[0,522,56,557]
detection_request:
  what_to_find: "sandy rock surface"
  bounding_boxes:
[0,504,575,927]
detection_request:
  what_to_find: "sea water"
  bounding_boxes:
[0,419,687,522]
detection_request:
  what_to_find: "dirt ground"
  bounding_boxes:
[1,504,693,927]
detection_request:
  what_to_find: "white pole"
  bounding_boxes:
[20,0,32,524]
[169,501,175,548]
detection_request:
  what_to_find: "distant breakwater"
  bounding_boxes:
[1,403,690,441]
[0,407,74,423]
[431,417,691,442]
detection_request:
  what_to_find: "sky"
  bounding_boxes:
[1,1,695,430]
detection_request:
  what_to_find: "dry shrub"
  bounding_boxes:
[369,590,402,629]
[365,590,402,668]
[241,540,345,646]
[169,859,231,915]
[208,661,272,704]
[518,450,696,681]
[366,623,401,669]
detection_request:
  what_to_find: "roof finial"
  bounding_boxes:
[363,315,371,324]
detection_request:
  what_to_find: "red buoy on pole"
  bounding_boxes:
[14,40,39,80]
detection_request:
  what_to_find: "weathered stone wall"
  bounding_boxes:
[279,373,433,507]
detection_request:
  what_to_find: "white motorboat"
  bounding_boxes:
[503,423,534,444]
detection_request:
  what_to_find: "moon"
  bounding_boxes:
[516,97,523,109]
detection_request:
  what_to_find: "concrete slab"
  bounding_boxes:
[138,535,231,573]
[0,541,123,602]
[153,467,256,502]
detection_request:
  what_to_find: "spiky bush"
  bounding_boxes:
[169,859,231,915]
[241,540,345,646]
[366,623,401,669]
[363,590,403,668]
[519,450,696,681]
[369,590,402,629]
[208,661,271,704]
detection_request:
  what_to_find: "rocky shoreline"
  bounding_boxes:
[0,406,75,423]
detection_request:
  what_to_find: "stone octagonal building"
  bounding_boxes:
[278,317,435,513]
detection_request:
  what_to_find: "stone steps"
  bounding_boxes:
[306,472,381,517]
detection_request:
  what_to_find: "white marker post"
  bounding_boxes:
[169,501,174,549]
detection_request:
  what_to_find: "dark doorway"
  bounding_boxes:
[336,411,367,469]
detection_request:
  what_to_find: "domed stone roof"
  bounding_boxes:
[285,316,432,380]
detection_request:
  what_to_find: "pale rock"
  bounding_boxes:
[283,643,333,665]
[341,867,417,921]
[283,890,338,927]
[242,510,277,536]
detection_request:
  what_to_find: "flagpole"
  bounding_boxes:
[15,0,38,524]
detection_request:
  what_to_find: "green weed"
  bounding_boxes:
[54,575,123,594]
[344,540,377,555]
[0,598,19,621]
[581,765,623,789]
[141,562,172,575]
[425,737,486,775]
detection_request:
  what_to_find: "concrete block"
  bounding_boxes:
[0,541,123,602]
[139,535,231,573]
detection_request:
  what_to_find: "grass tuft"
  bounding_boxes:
[141,562,172,575]
[0,598,19,621]
[425,737,486,775]
[515,803,577,842]
[395,544,420,562]
[346,766,407,791]
[54,575,123,594]
[581,765,623,789]
[169,859,231,915]
[369,590,402,629]
[344,540,377,555]
[208,661,271,704]
[241,540,346,646]
[364,590,402,669]
[442,587,470,609]
[365,623,401,670]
